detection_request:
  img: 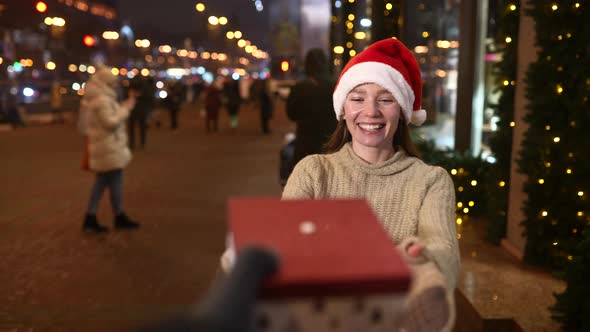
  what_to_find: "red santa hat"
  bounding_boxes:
[333,38,426,126]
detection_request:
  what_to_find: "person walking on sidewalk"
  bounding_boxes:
[78,65,140,233]
[282,38,460,332]
[165,80,183,130]
[223,77,242,133]
[251,79,272,134]
[286,48,338,174]
[127,76,154,150]
[204,81,222,133]
[50,80,65,124]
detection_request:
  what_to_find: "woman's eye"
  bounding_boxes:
[350,97,364,102]
[379,99,394,103]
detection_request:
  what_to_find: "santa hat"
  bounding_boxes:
[333,38,426,126]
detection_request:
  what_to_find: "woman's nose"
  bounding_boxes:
[364,101,380,117]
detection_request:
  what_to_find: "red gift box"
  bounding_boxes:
[228,198,411,299]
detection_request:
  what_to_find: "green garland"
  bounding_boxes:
[519,2,589,329]
[371,0,402,42]
[485,0,520,243]
[519,0,589,270]
[551,234,590,331]
[329,1,403,69]
[415,138,491,223]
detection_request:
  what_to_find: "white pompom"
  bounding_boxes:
[410,109,427,126]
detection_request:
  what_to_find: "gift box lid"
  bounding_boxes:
[228,198,411,299]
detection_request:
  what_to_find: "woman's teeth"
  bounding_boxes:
[359,124,384,131]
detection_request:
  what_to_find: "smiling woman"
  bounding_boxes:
[282,38,460,332]
[342,83,402,162]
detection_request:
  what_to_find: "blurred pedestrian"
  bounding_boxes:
[78,65,140,233]
[165,80,183,130]
[204,80,222,133]
[286,48,338,173]
[191,76,205,105]
[251,79,272,134]
[128,76,154,150]
[50,80,65,124]
[223,78,241,133]
[2,85,25,128]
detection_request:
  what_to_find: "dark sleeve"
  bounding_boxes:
[286,83,303,121]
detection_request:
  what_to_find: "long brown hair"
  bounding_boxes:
[323,116,421,159]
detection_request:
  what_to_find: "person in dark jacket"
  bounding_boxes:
[286,48,338,173]
[2,87,26,128]
[165,80,184,130]
[128,76,155,150]
[223,78,241,133]
[204,81,223,133]
[251,79,272,134]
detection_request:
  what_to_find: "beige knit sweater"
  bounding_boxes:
[282,143,460,289]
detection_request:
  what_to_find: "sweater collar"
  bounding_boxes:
[335,143,418,176]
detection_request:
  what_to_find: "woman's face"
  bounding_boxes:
[343,83,401,152]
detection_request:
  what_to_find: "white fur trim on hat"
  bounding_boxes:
[412,109,427,126]
[333,61,415,124]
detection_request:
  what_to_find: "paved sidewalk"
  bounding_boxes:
[0,99,563,332]
[0,101,295,331]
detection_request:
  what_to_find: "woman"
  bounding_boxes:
[204,80,223,133]
[283,38,460,332]
[80,65,139,233]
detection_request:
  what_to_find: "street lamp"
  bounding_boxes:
[281,61,289,72]
[195,3,205,12]
[208,16,219,25]
[35,1,48,13]
[158,45,172,53]
[102,31,120,40]
[44,17,66,27]
[135,39,151,48]
[83,35,96,47]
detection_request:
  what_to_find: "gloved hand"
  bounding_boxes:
[397,237,455,332]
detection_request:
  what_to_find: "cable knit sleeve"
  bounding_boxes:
[417,167,460,290]
[281,156,317,199]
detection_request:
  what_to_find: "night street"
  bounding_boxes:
[1,1,585,331]
[0,102,291,331]
[0,102,565,332]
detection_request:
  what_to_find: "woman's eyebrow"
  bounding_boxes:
[350,88,367,94]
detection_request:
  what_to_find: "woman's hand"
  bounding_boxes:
[398,236,427,264]
[406,242,424,257]
[122,96,137,111]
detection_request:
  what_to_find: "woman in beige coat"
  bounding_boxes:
[79,65,139,233]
